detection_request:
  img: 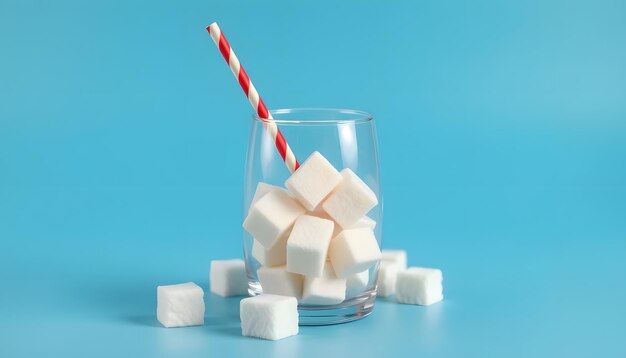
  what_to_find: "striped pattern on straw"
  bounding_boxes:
[206,22,299,173]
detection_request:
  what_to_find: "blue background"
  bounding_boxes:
[1,0,625,356]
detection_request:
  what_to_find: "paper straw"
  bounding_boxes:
[206,22,299,173]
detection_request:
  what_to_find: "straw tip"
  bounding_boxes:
[206,22,217,32]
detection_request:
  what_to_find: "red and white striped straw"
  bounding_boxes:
[206,22,299,173]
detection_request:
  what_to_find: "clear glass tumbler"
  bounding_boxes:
[243,108,382,325]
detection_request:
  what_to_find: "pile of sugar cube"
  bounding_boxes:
[156,151,444,341]
[244,151,382,306]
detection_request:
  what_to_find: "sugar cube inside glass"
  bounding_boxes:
[285,151,342,211]
[346,269,369,296]
[243,189,306,249]
[301,262,347,305]
[257,265,304,300]
[252,236,287,267]
[286,215,335,277]
[322,168,378,228]
[249,182,284,210]
[329,227,381,278]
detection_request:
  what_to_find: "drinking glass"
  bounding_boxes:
[243,108,382,325]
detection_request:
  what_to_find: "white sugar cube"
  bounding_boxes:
[285,151,342,211]
[243,189,306,249]
[322,169,378,228]
[352,216,377,230]
[396,267,443,306]
[332,215,378,247]
[257,266,304,300]
[286,215,334,277]
[377,261,399,297]
[328,227,381,278]
[308,209,342,238]
[315,214,376,241]
[157,282,205,328]
[301,262,347,305]
[240,294,298,340]
[346,270,369,296]
[382,249,407,270]
[252,236,287,267]
[210,259,249,297]
[249,182,283,209]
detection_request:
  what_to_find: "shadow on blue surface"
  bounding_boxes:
[124,315,161,328]
[203,295,242,337]
[113,284,243,337]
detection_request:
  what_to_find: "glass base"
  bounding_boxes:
[248,281,377,325]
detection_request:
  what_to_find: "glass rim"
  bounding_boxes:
[252,108,373,124]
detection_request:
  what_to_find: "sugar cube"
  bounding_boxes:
[240,294,299,340]
[328,227,381,278]
[352,216,377,230]
[317,214,376,241]
[257,266,304,300]
[252,236,287,267]
[210,259,249,297]
[345,270,369,297]
[249,182,283,209]
[382,249,407,270]
[301,262,347,305]
[157,282,205,328]
[243,189,306,249]
[377,261,398,297]
[322,169,378,228]
[395,267,443,306]
[285,151,342,211]
[286,215,334,277]
[308,209,342,238]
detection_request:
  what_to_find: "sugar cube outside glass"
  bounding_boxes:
[381,249,407,270]
[395,267,443,306]
[377,261,399,297]
[240,294,299,340]
[210,259,249,297]
[157,282,205,328]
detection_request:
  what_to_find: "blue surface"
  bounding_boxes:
[1,0,626,356]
